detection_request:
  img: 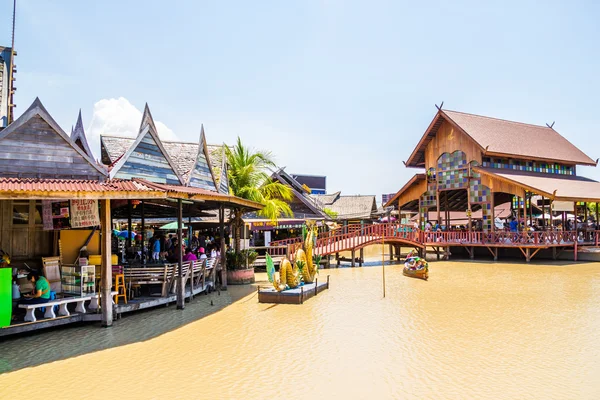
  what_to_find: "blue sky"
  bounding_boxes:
[2,0,599,201]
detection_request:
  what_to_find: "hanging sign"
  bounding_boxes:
[70,200,100,228]
[42,201,71,230]
[42,201,54,231]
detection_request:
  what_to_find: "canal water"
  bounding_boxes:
[2,260,600,399]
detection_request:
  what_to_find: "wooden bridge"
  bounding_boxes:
[268,223,600,264]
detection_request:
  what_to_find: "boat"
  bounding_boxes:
[403,251,428,281]
[403,265,428,280]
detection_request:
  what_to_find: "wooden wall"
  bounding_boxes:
[0,200,53,264]
[1,116,102,179]
[425,120,482,169]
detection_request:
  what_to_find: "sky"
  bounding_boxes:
[1,0,599,202]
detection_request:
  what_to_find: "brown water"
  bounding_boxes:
[2,261,600,399]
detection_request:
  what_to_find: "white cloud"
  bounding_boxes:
[86,97,177,159]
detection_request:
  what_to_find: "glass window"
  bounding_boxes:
[13,202,29,225]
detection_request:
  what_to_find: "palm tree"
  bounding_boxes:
[225,137,293,252]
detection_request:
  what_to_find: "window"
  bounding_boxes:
[12,202,29,225]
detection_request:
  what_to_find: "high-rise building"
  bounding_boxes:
[0,46,16,128]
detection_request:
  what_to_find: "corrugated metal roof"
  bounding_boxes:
[0,177,157,193]
[443,110,596,165]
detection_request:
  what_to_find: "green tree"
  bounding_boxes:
[323,208,338,219]
[225,137,293,251]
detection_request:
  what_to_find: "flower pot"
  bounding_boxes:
[226,268,255,285]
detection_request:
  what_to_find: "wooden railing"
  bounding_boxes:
[267,224,600,257]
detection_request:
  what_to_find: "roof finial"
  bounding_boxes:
[435,101,444,111]
[546,121,555,129]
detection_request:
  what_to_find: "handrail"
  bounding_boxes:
[267,226,600,257]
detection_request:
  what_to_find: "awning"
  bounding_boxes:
[475,167,600,202]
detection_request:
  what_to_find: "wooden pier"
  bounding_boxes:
[258,276,330,304]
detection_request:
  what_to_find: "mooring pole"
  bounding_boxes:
[382,230,386,298]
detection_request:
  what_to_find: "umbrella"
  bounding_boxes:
[159,221,187,230]
[118,230,136,239]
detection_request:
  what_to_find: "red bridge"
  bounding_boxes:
[268,223,600,263]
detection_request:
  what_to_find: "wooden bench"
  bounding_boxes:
[19,295,92,322]
[88,291,119,311]
[125,264,177,297]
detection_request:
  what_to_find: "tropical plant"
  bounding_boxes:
[323,208,338,219]
[226,249,259,270]
[225,137,293,251]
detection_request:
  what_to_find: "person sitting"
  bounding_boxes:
[20,272,51,305]
[199,247,208,260]
[183,248,197,262]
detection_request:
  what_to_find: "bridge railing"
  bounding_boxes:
[421,230,600,246]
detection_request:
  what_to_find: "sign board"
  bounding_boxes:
[552,201,575,212]
[42,200,71,230]
[70,200,100,228]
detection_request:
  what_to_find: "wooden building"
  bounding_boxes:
[386,107,599,230]
[0,98,262,331]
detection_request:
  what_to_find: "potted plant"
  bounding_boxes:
[226,249,258,284]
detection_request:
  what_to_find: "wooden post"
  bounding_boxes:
[359,248,363,267]
[523,191,528,234]
[418,198,423,231]
[351,249,355,267]
[490,188,495,237]
[219,206,227,289]
[100,199,113,327]
[528,191,533,228]
[176,199,185,310]
[126,199,132,251]
[541,196,545,230]
[140,200,145,265]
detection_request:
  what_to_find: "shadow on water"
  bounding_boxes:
[0,284,256,375]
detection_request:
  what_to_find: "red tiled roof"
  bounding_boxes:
[133,179,263,209]
[406,109,597,167]
[0,178,157,193]
[443,110,596,165]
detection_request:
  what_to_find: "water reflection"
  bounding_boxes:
[1,261,600,400]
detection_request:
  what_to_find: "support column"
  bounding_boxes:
[541,196,546,230]
[176,199,185,310]
[389,244,393,261]
[523,191,528,234]
[140,200,145,265]
[219,206,227,289]
[101,199,113,327]
[126,199,132,251]
[351,249,356,267]
[359,248,363,267]
[490,188,495,237]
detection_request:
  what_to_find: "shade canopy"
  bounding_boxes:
[159,221,187,230]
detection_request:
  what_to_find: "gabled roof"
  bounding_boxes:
[406,108,597,168]
[271,168,328,219]
[311,192,378,220]
[186,125,218,190]
[70,109,94,158]
[101,135,227,188]
[109,104,185,185]
[217,145,229,194]
[383,174,426,208]
[0,98,107,179]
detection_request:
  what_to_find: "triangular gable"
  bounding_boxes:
[218,145,230,194]
[0,98,107,179]
[186,125,218,190]
[109,104,185,185]
[70,109,94,158]
[271,169,328,219]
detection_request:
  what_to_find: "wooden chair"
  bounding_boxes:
[42,256,62,294]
